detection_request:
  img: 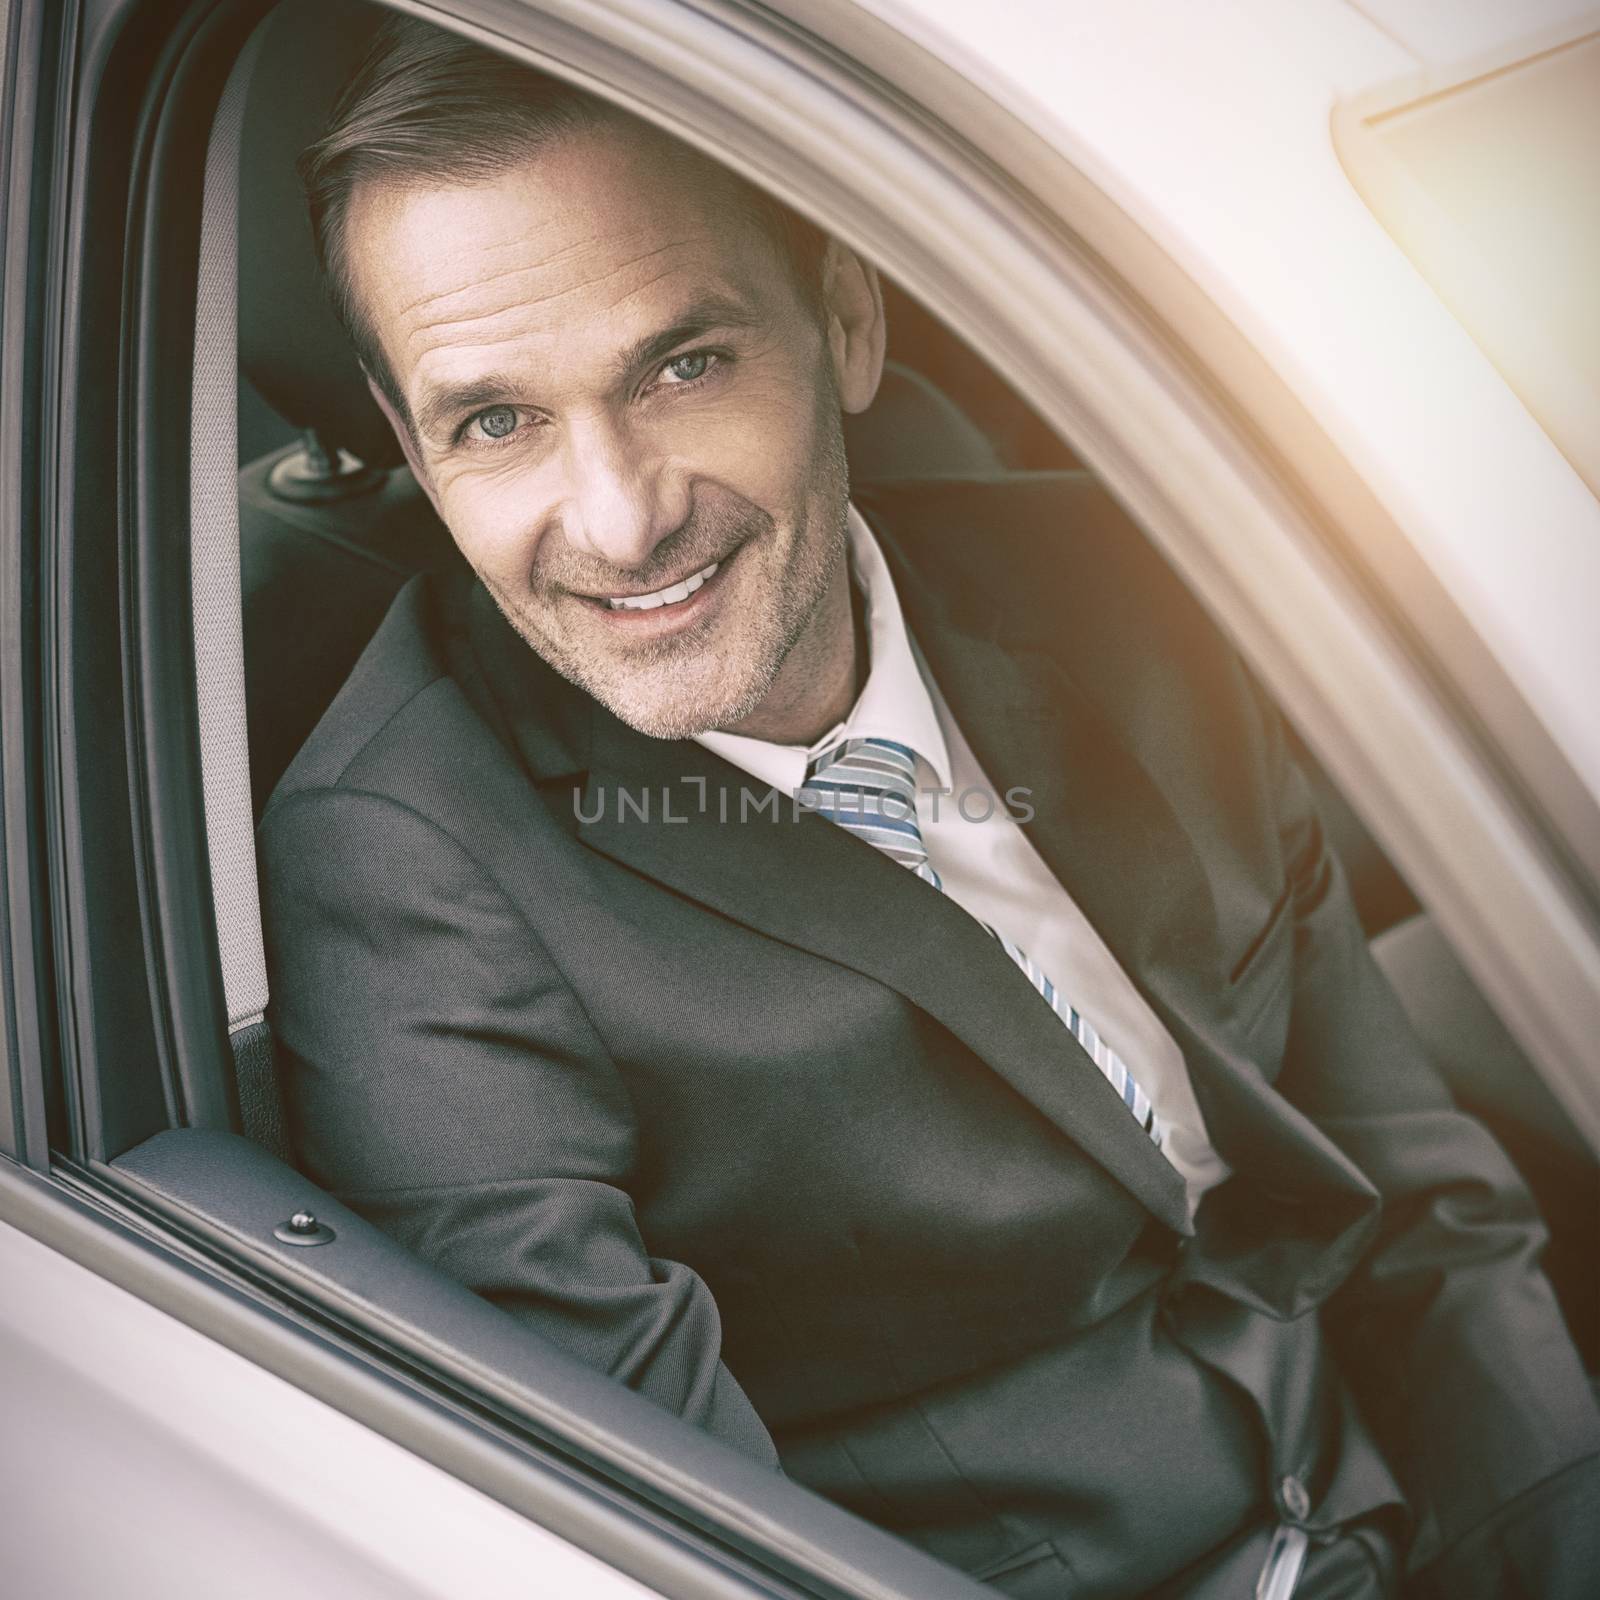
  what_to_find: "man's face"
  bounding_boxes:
[347,120,880,739]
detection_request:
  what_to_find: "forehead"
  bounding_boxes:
[345,122,786,397]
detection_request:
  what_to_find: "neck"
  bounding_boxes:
[717,559,862,745]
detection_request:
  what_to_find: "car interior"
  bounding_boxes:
[81,0,1598,1585]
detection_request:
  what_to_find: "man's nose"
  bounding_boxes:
[558,411,686,571]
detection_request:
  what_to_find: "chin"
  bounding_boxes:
[589,655,776,742]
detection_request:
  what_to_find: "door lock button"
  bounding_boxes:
[274,1209,336,1246]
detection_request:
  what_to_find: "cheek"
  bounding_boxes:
[435,462,555,580]
[673,373,825,507]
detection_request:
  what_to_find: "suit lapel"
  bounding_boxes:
[877,504,1233,1060]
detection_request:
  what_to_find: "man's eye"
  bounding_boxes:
[660,351,715,385]
[467,405,522,442]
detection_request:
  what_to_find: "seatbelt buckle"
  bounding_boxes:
[1255,1523,1310,1600]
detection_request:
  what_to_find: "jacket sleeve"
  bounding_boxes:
[1255,695,1600,1577]
[258,785,781,1469]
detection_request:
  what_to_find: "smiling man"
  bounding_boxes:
[260,18,1599,1600]
[315,53,865,749]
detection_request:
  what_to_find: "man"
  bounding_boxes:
[261,18,1599,1598]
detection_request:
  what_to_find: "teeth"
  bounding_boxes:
[606,560,718,611]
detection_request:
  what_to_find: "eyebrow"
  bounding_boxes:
[412,292,765,448]
[609,293,763,384]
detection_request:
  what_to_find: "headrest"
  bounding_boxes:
[238,0,401,467]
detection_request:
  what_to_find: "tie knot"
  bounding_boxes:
[804,735,918,804]
[799,737,932,875]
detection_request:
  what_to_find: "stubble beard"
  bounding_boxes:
[482,430,852,741]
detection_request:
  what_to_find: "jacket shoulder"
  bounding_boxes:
[265,571,483,811]
[856,471,1233,675]
[858,471,1281,851]
[854,471,1194,631]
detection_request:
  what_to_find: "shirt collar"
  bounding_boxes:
[696,504,953,796]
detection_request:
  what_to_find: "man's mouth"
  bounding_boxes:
[602,560,720,611]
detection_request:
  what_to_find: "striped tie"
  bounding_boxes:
[799,736,1168,1151]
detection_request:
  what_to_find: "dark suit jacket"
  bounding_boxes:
[260,474,1599,1598]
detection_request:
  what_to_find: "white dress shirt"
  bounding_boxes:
[698,505,1230,1212]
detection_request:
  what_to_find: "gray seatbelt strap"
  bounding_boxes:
[191,30,269,1037]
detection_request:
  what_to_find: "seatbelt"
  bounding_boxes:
[191,30,285,1154]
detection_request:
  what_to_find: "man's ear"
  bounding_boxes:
[366,373,443,517]
[820,240,886,416]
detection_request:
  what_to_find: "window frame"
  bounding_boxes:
[0,0,68,1174]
